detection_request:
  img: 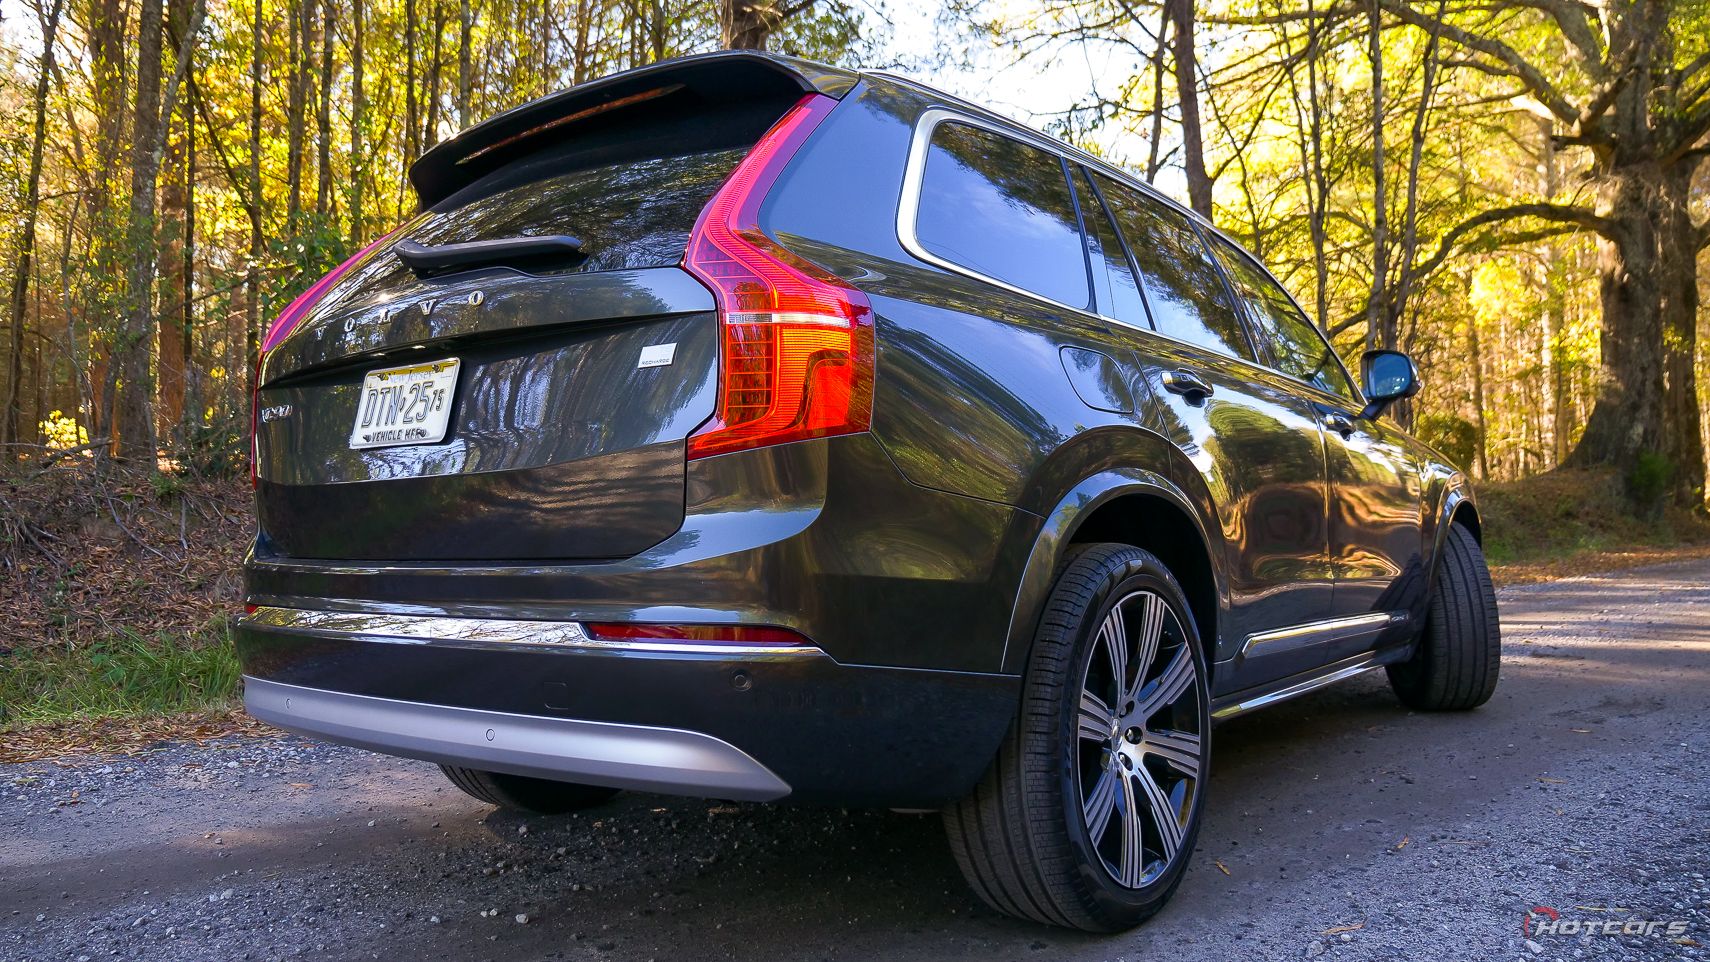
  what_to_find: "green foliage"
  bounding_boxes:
[172,414,249,479]
[1416,413,1478,472]
[149,470,185,500]
[1627,451,1675,518]
[0,621,240,727]
[267,213,350,316]
[1479,467,1708,566]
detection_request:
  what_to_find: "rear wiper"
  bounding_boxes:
[393,235,585,278]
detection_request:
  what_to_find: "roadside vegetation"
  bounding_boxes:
[1,452,248,741]
[1479,468,1710,583]
[2,452,1704,752]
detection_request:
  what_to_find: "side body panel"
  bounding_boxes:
[1118,330,1336,672]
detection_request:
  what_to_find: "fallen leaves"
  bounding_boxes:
[1488,541,1710,587]
[1394,835,1410,850]
[0,709,279,764]
[1322,923,1365,936]
[1214,859,1231,876]
[1,465,250,658]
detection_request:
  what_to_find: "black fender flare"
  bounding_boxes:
[999,465,1228,675]
[1422,469,1482,608]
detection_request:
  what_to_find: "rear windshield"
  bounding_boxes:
[397,146,748,274]
[328,96,791,300]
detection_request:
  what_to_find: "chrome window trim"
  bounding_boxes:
[881,80,1372,405]
[897,107,1102,319]
[243,605,824,658]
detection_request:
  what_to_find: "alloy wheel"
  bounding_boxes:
[1076,589,1204,889]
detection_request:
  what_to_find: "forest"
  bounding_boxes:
[0,0,1706,500]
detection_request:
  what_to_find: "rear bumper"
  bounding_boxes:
[235,604,1019,807]
[245,435,1041,675]
[245,676,791,801]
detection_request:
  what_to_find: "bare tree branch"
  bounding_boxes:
[1377,0,1580,124]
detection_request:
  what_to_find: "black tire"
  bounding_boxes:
[1387,523,1501,711]
[944,543,1211,932]
[439,766,621,814]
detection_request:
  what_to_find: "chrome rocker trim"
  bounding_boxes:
[1237,611,1408,659]
[244,677,792,801]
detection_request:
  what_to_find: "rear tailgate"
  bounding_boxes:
[254,59,841,562]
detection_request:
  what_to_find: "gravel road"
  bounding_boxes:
[5,560,1708,962]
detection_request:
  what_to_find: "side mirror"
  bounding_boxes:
[1359,349,1419,419]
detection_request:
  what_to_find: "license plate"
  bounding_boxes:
[349,358,461,449]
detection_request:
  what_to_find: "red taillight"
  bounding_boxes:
[682,93,874,460]
[250,225,413,485]
[582,622,810,647]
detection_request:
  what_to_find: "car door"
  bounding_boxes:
[1206,237,1427,659]
[1079,169,1335,687]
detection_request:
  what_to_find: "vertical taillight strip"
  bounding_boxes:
[681,93,875,460]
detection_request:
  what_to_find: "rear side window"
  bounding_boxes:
[913,122,1090,310]
[1091,172,1254,361]
[1211,238,1357,401]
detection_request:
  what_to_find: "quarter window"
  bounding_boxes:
[914,122,1090,310]
[1210,238,1357,401]
[1090,173,1255,361]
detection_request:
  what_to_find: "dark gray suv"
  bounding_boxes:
[239,51,1501,931]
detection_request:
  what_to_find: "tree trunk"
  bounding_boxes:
[350,0,366,242]
[1364,0,1389,353]
[181,83,196,432]
[1465,272,1491,481]
[2,0,64,451]
[114,0,167,461]
[1167,0,1212,218]
[721,0,775,50]
[427,0,445,149]
[247,0,263,380]
[405,0,420,162]
[1303,0,1328,330]
[721,0,816,51]
[571,0,591,83]
[1563,161,1704,502]
[316,0,334,217]
[457,0,473,128]
[157,19,190,437]
[86,0,128,440]
[1144,5,1168,183]
[286,0,306,220]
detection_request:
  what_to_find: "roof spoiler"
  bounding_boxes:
[408,51,860,210]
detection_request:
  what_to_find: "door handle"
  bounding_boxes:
[1323,411,1356,437]
[1162,369,1214,400]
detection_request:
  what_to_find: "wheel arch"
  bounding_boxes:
[1424,473,1483,601]
[1001,459,1228,678]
